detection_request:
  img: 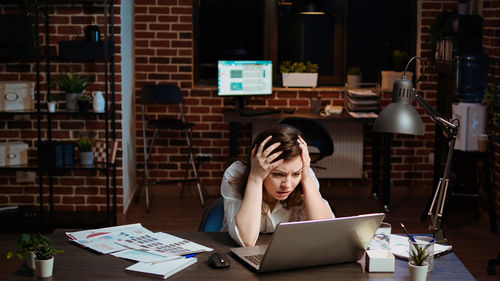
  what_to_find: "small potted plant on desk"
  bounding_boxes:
[33,235,63,278]
[78,134,93,166]
[280,60,319,88]
[53,69,91,111]
[408,243,431,281]
[77,93,92,113]
[346,66,362,85]
[7,233,48,270]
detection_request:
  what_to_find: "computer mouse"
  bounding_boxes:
[208,252,231,269]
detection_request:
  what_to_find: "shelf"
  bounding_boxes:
[0,163,38,170]
[58,40,114,60]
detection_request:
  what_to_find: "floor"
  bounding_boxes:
[1,179,499,280]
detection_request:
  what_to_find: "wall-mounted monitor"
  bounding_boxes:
[218,60,272,97]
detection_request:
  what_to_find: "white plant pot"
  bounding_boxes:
[26,250,36,270]
[347,74,362,85]
[408,261,428,281]
[47,102,56,113]
[381,71,413,90]
[282,73,318,88]
[80,151,94,166]
[35,257,54,278]
[65,92,81,111]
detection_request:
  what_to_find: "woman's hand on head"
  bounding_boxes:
[298,136,311,178]
[249,135,283,182]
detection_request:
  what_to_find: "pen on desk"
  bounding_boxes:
[184,254,196,259]
[400,222,416,242]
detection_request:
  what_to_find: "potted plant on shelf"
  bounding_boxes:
[77,134,93,166]
[47,92,58,113]
[280,60,319,88]
[347,66,362,85]
[33,235,63,278]
[381,49,412,90]
[408,243,431,281]
[53,69,91,111]
[77,93,92,113]
[7,233,48,270]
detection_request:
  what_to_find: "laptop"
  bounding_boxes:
[230,213,385,272]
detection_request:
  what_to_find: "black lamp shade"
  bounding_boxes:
[373,102,424,135]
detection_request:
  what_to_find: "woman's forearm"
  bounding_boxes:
[301,175,333,220]
[235,177,263,247]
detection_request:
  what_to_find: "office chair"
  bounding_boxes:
[140,84,204,212]
[279,117,334,169]
[198,197,224,232]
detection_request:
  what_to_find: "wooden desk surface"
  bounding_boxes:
[9,230,475,281]
[222,110,375,123]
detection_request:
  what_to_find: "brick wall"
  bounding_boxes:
[0,2,123,214]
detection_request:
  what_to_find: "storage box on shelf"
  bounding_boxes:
[0,81,34,111]
[0,141,28,167]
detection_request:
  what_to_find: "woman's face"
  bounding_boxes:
[263,155,302,203]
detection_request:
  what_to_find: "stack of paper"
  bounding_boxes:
[389,234,452,259]
[126,258,197,279]
[66,223,213,278]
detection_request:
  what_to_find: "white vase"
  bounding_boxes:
[347,74,361,86]
[92,91,105,113]
[282,73,318,88]
[26,251,36,270]
[80,151,94,166]
[408,261,428,281]
[48,102,56,113]
[35,257,54,278]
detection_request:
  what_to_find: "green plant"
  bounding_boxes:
[409,243,431,266]
[426,9,455,59]
[482,68,500,140]
[53,69,91,93]
[47,92,58,102]
[77,135,93,152]
[33,236,63,260]
[392,49,408,71]
[6,234,49,260]
[280,61,319,73]
[347,66,362,76]
[77,94,92,102]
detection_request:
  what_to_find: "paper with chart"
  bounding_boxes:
[66,223,152,241]
[114,232,213,256]
[389,234,452,259]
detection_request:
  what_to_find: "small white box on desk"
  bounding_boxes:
[0,81,35,111]
[0,142,29,167]
[366,250,395,272]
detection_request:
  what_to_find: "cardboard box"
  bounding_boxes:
[0,142,29,167]
[0,81,35,111]
[366,250,395,272]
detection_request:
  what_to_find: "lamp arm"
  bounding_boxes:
[414,91,459,135]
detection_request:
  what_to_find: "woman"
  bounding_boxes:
[221,124,334,247]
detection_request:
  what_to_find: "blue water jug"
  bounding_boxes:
[455,53,489,102]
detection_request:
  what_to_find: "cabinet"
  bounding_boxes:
[0,1,116,226]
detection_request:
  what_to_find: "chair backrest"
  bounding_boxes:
[141,84,183,105]
[279,117,334,163]
[198,197,224,232]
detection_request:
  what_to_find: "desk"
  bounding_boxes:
[9,230,475,280]
[223,111,394,209]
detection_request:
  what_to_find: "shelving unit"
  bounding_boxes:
[0,0,117,226]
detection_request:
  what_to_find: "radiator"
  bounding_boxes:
[252,122,364,179]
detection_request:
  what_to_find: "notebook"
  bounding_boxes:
[126,257,197,279]
[230,213,385,272]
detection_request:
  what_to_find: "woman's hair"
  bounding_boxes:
[231,124,304,210]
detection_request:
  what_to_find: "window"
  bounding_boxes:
[193,0,416,86]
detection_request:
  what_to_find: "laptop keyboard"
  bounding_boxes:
[244,254,264,266]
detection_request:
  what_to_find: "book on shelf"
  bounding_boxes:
[94,140,118,164]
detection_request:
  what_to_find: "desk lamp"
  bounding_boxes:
[373,56,459,243]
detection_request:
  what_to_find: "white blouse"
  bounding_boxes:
[220,161,334,247]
